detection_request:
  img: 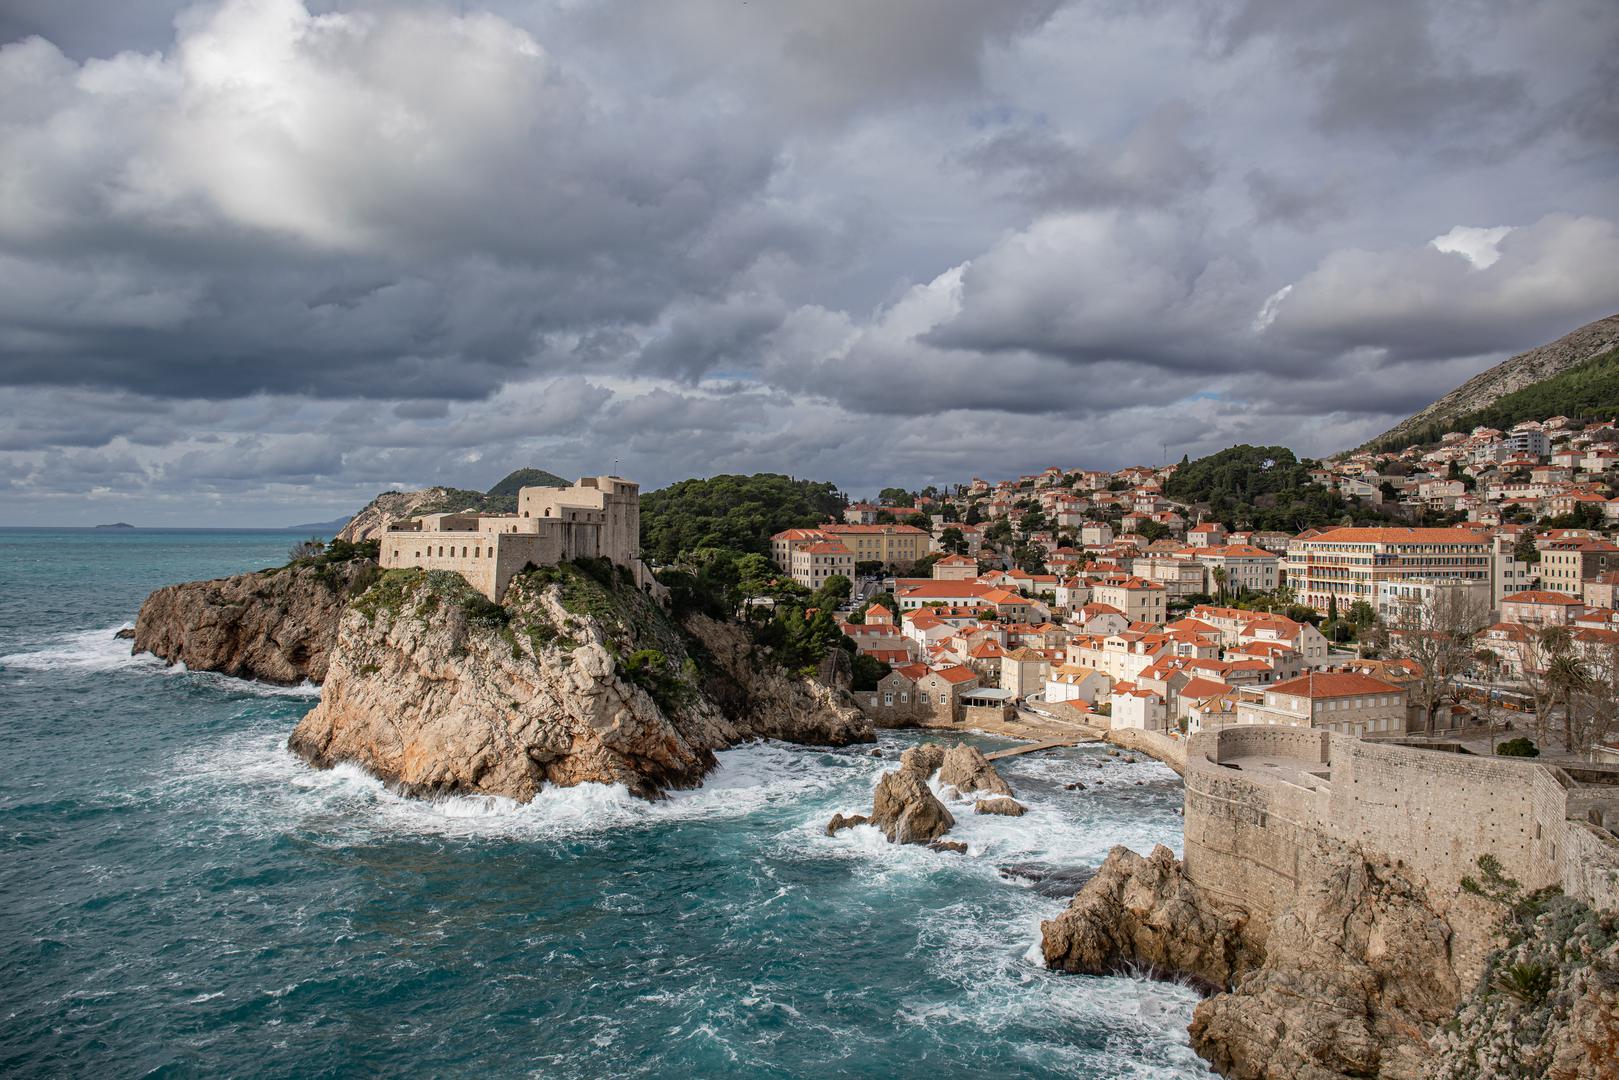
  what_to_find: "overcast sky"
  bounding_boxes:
[2,0,1616,525]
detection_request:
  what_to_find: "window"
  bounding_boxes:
[900,693,909,703]
[919,693,929,704]
[883,693,894,706]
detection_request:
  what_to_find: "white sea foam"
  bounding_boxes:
[0,624,321,698]
[0,625,161,673]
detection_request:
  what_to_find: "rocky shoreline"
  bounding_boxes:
[131,556,379,684]
[1041,841,1619,1080]
[288,562,873,800]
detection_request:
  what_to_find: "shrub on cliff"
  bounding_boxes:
[1496,737,1540,757]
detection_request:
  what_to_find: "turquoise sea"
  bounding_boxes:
[0,528,1213,1078]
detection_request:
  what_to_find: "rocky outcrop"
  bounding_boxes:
[975,797,1026,817]
[336,487,472,542]
[938,743,1013,798]
[287,563,873,801]
[826,813,869,836]
[1039,842,1598,1080]
[870,767,955,844]
[829,740,976,846]
[1189,854,1463,1080]
[1042,845,1254,991]
[1428,894,1619,1080]
[682,614,871,749]
[133,558,378,684]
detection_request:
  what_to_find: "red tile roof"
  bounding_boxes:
[1268,671,1403,698]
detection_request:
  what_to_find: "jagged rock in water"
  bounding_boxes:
[133,558,377,684]
[1042,845,1254,990]
[998,863,1099,898]
[930,840,968,854]
[288,564,873,802]
[113,627,135,640]
[975,797,1026,817]
[938,743,1013,798]
[899,743,946,776]
[1042,842,1506,1080]
[869,768,954,844]
[826,813,869,836]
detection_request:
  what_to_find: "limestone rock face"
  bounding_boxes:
[938,743,1013,798]
[1189,854,1462,1080]
[1042,841,1495,1080]
[133,558,377,684]
[336,488,464,542]
[1361,312,1619,452]
[681,614,872,749]
[1041,844,1254,990]
[288,566,873,801]
[1428,895,1619,1080]
[900,743,946,776]
[870,767,955,844]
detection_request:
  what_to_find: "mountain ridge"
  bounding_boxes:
[1357,312,1619,452]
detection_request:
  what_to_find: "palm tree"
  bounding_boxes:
[1545,651,1593,753]
[1212,567,1228,604]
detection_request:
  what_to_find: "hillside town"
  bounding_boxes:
[770,415,1619,762]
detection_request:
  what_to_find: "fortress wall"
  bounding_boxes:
[382,533,500,600]
[1182,726,1619,918]
[1183,727,1333,917]
[1329,740,1569,895]
[1562,822,1619,913]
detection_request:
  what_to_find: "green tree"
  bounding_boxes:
[879,487,915,508]
[938,527,968,555]
[639,473,845,563]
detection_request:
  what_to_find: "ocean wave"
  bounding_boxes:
[0,624,321,698]
[0,625,161,674]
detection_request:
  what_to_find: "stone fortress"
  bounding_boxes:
[380,474,657,602]
[1183,725,1619,923]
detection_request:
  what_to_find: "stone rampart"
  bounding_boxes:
[1183,726,1619,918]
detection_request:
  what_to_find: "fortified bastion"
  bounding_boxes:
[380,474,658,603]
[1183,725,1619,921]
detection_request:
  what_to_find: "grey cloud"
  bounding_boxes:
[960,103,1214,211]
[1244,169,1349,229]
[1220,0,1529,148]
[1263,213,1619,361]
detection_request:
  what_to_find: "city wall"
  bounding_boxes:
[1183,726,1619,918]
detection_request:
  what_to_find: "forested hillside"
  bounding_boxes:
[1365,345,1619,452]
[639,474,845,562]
[1165,445,1351,530]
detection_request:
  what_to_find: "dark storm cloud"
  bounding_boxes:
[1218,0,1529,145]
[1,0,1615,523]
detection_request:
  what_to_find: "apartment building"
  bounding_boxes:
[1288,527,1490,615]
[1537,538,1619,597]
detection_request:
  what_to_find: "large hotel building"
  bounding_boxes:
[1286,526,1491,615]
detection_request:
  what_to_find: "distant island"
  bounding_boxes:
[280,517,352,533]
[94,522,136,529]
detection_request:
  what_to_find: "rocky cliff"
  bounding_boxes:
[335,487,471,542]
[132,557,379,684]
[1043,843,1619,1080]
[287,561,873,800]
[1360,312,1619,451]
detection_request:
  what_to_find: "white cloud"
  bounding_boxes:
[1430,224,1514,269]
